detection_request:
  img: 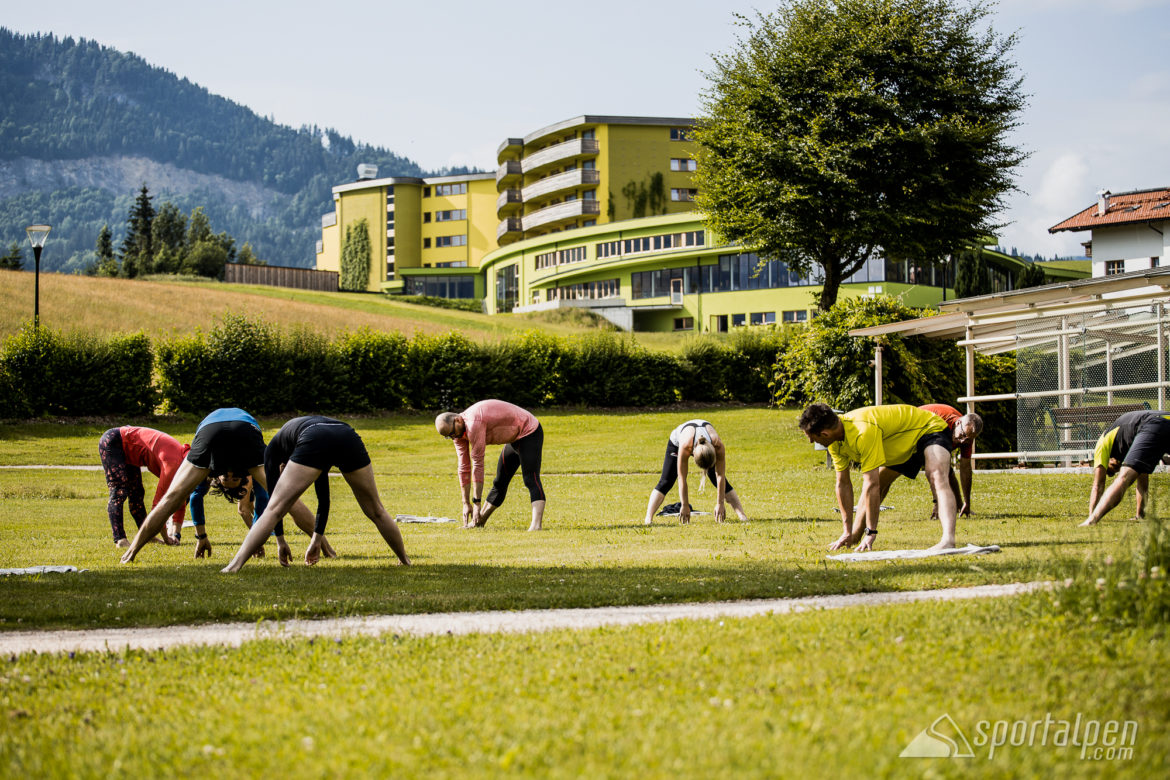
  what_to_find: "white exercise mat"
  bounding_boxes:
[827,544,1001,562]
[0,566,84,575]
[395,514,459,524]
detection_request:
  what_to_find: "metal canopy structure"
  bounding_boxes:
[849,267,1170,461]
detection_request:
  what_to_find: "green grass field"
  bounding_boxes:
[1,407,1166,776]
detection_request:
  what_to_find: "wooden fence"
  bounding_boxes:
[223,263,339,292]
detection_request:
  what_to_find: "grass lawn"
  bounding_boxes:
[0,271,686,349]
[1,406,1166,776]
[0,407,1157,629]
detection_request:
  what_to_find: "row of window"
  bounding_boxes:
[406,275,476,299]
[545,278,620,302]
[423,209,466,223]
[596,230,705,260]
[675,311,806,332]
[671,188,697,202]
[430,183,467,197]
[670,158,697,172]
[422,235,468,248]
[1104,257,1161,275]
[534,246,587,270]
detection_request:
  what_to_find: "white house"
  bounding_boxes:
[1049,186,1169,277]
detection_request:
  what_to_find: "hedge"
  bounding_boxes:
[0,322,154,417]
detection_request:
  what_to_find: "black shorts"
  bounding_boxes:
[1123,416,1170,474]
[289,421,371,474]
[887,430,954,480]
[187,420,266,477]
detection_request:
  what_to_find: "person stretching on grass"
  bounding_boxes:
[120,408,333,565]
[643,419,749,526]
[799,402,957,552]
[98,426,188,548]
[1083,409,1170,526]
[849,405,983,534]
[435,400,546,530]
[221,416,410,572]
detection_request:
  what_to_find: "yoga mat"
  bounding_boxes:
[828,544,1001,562]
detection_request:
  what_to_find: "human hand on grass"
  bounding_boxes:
[164,520,181,545]
[194,536,212,559]
[854,534,875,553]
[320,537,337,558]
[714,502,726,523]
[304,534,324,566]
[678,505,691,525]
[461,502,473,528]
[277,538,293,567]
[827,531,854,551]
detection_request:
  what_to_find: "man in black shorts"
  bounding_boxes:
[1083,409,1170,526]
[221,416,410,572]
[121,408,333,565]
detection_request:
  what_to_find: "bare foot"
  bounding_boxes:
[1079,517,1099,527]
[114,538,130,549]
[928,539,957,551]
[527,522,543,531]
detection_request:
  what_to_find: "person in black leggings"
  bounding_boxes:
[643,419,749,525]
[222,416,410,572]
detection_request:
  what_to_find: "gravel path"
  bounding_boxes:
[0,582,1046,656]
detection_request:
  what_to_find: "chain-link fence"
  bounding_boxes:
[1016,302,1169,461]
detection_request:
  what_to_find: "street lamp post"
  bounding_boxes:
[25,224,51,328]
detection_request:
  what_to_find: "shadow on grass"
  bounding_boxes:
[0,551,1064,632]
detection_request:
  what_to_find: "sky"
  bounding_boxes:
[5,0,1170,258]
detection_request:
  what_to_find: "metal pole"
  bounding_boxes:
[33,244,41,329]
[873,342,883,405]
[965,324,975,415]
[1159,302,1166,410]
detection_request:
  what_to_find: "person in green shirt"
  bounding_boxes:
[1083,409,1170,526]
[799,403,957,552]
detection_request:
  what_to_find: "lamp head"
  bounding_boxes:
[25,225,51,249]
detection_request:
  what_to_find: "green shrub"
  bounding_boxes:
[561,333,681,407]
[480,331,567,408]
[332,329,409,411]
[396,295,482,313]
[0,323,154,417]
[403,331,484,411]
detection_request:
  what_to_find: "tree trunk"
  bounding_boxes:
[818,260,841,311]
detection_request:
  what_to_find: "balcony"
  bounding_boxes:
[497,137,523,164]
[497,217,524,244]
[496,188,523,216]
[496,160,522,186]
[522,168,600,203]
[522,199,601,232]
[521,138,600,175]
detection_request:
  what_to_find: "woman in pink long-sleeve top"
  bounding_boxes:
[434,399,546,530]
[98,426,189,547]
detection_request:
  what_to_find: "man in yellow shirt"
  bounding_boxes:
[1082,409,1170,526]
[799,403,957,552]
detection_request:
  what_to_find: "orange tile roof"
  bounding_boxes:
[1049,187,1170,233]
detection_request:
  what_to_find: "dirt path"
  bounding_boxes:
[0,582,1045,656]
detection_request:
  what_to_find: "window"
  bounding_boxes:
[435,235,467,248]
[423,212,431,223]
[581,129,595,140]
[434,183,467,196]
[671,188,697,202]
[711,315,728,333]
[1152,256,1161,268]
[423,238,431,249]
[670,158,697,172]
[782,310,809,323]
[731,314,746,327]
[535,246,587,269]
[670,127,692,141]
[496,265,519,312]
[750,312,776,325]
[423,187,431,197]
[599,230,704,260]
[673,317,694,331]
[435,209,467,222]
[1105,260,1125,276]
[434,261,468,268]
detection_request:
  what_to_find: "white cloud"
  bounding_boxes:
[1035,153,1091,212]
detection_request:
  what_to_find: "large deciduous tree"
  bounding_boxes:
[694,0,1026,310]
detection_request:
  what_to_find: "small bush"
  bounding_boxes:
[396,295,483,313]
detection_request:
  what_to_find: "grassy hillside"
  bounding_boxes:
[0,271,683,347]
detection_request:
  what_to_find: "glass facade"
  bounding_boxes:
[405,275,476,299]
[496,264,519,313]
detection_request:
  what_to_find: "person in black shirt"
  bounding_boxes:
[221,416,410,572]
[1083,409,1170,526]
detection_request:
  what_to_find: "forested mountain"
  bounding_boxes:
[0,29,435,272]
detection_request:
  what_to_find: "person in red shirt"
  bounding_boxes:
[435,399,546,530]
[98,426,189,548]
